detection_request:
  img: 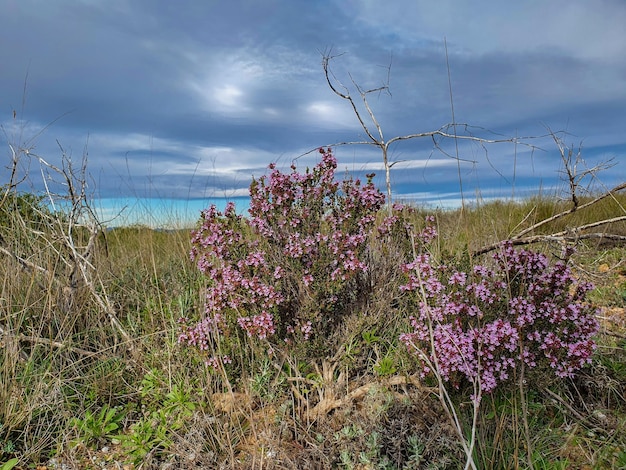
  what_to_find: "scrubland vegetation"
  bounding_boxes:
[1,140,625,470]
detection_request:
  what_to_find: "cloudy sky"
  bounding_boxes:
[2,0,625,224]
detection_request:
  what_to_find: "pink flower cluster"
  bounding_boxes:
[249,147,385,287]
[400,229,599,394]
[204,355,232,371]
[285,320,313,342]
[179,201,284,350]
[247,147,384,326]
[180,148,386,357]
[237,311,276,339]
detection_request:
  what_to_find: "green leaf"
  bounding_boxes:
[0,458,19,470]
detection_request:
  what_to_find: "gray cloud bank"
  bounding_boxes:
[1,0,624,215]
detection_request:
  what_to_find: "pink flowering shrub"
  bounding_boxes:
[179,146,599,394]
[179,148,386,365]
[400,221,599,395]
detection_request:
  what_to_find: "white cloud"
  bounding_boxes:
[214,84,245,109]
[338,158,459,172]
[179,43,324,121]
[303,100,360,129]
[182,50,265,114]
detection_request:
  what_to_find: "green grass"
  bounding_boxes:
[1,192,625,469]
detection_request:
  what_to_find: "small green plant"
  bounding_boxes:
[338,450,355,469]
[115,372,200,464]
[334,423,364,441]
[373,355,397,377]
[361,330,380,345]
[69,405,124,448]
[163,384,196,418]
[249,358,278,399]
[405,434,425,468]
[342,336,362,366]
[139,369,163,402]
[358,431,384,466]
[116,410,171,463]
[0,438,15,456]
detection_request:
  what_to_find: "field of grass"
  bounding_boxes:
[1,189,625,469]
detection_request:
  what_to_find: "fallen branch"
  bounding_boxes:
[514,182,626,241]
[0,323,98,357]
[474,229,626,257]
[473,180,626,257]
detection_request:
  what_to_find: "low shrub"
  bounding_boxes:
[400,221,599,396]
[179,148,387,366]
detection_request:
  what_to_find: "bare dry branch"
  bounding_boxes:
[0,244,60,283]
[3,138,136,355]
[322,53,380,145]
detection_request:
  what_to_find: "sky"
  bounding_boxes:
[1,0,625,226]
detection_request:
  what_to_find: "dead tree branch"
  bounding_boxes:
[473,132,626,256]
[318,52,542,213]
[36,144,136,352]
[319,55,626,258]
